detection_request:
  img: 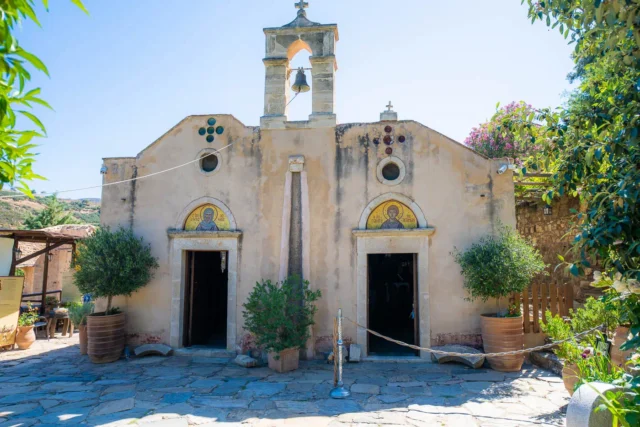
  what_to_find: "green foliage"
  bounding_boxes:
[576,334,625,386]
[541,297,618,363]
[23,194,76,229]
[67,301,93,326]
[44,295,58,306]
[572,296,620,332]
[73,227,158,313]
[541,312,582,362]
[18,303,38,326]
[242,277,322,354]
[452,224,547,309]
[0,1,88,195]
[14,268,24,277]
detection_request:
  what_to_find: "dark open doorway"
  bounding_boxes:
[184,251,228,348]
[368,253,419,356]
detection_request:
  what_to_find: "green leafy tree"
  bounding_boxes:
[516,3,640,423]
[22,194,76,229]
[452,224,547,313]
[73,227,158,314]
[1,0,88,196]
[242,277,321,354]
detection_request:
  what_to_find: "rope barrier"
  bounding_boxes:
[344,316,604,358]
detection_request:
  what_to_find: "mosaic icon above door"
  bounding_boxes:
[366,200,418,230]
[184,204,231,231]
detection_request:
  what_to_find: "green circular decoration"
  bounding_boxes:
[207,127,215,134]
[216,126,224,135]
[206,135,214,143]
[198,127,206,136]
[207,118,217,126]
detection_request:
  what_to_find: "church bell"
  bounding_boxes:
[291,67,310,93]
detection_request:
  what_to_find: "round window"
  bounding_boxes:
[200,154,219,173]
[382,162,400,181]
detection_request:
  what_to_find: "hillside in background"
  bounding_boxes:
[0,192,100,229]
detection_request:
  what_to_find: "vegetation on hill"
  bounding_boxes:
[0,192,99,229]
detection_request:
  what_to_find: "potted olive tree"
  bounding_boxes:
[74,227,158,364]
[68,301,94,355]
[242,277,321,373]
[453,224,546,371]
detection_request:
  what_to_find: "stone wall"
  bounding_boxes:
[516,196,597,305]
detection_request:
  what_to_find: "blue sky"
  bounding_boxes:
[18,0,575,199]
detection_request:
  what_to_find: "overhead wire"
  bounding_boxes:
[0,138,241,200]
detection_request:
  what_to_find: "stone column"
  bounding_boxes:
[261,58,290,129]
[309,55,337,126]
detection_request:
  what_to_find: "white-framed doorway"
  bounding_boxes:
[167,231,241,350]
[353,228,435,359]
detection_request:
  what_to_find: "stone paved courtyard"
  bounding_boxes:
[0,337,569,426]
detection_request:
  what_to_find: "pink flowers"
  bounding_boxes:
[464,101,542,159]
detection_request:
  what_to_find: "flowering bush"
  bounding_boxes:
[464,101,541,161]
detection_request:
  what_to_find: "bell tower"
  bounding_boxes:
[261,1,339,129]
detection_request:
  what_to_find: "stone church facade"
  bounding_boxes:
[100,4,516,358]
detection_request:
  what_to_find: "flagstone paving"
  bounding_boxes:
[0,337,569,426]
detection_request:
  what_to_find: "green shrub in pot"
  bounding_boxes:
[242,277,321,372]
[453,224,546,371]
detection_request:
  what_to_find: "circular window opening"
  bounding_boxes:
[382,162,401,181]
[200,154,219,173]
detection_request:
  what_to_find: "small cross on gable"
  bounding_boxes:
[386,101,394,112]
[295,0,309,12]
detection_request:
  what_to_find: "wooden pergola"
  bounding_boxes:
[0,229,84,313]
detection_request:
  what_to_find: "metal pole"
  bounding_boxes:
[330,308,350,399]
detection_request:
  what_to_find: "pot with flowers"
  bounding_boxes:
[541,297,619,395]
[453,224,546,371]
[16,304,39,350]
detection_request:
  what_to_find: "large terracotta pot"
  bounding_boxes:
[611,326,632,371]
[268,348,299,373]
[78,324,88,355]
[562,362,581,396]
[481,314,525,372]
[15,326,36,350]
[87,312,125,364]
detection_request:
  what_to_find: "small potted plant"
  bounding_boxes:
[45,296,59,314]
[73,227,158,364]
[16,304,39,350]
[453,224,546,371]
[68,301,94,355]
[542,297,620,394]
[242,277,321,373]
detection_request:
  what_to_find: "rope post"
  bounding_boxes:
[330,308,350,399]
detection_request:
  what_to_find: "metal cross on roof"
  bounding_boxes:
[295,0,309,12]
[386,101,394,112]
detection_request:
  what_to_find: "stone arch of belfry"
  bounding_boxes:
[261,4,339,129]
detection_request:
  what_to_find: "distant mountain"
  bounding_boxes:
[0,192,100,229]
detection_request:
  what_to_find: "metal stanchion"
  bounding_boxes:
[330,308,350,399]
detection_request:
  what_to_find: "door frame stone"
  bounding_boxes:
[353,228,435,359]
[167,230,241,350]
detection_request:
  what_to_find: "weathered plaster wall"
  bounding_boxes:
[101,115,516,351]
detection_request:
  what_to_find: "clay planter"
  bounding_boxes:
[268,348,299,373]
[480,314,525,372]
[87,312,125,364]
[611,325,632,371]
[562,362,581,396]
[78,325,88,355]
[15,325,36,350]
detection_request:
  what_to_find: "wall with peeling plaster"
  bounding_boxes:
[100,115,515,353]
